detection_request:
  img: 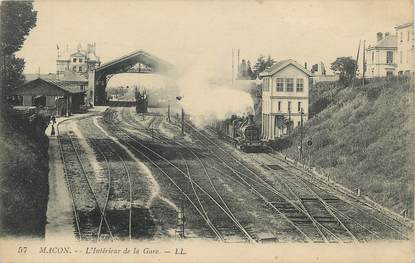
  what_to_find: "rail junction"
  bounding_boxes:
[55,105,412,242]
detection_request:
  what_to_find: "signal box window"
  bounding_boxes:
[286,78,294,92]
[276,78,284,91]
[296,79,304,92]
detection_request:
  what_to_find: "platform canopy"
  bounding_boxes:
[92,49,176,105]
[95,49,175,77]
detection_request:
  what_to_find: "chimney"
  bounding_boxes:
[385,32,390,38]
[377,32,383,42]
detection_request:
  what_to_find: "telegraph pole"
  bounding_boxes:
[362,40,366,87]
[167,102,171,122]
[181,108,185,135]
[232,49,235,88]
[299,108,304,161]
[288,107,291,136]
[352,40,361,88]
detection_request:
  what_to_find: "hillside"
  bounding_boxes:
[0,105,50,237]
[281,77,414,217]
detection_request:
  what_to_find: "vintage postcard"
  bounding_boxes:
[0,0,414,262]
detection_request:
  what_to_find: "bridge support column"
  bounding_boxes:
[88,70,95,106]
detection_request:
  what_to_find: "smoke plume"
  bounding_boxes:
[176,68,254,127]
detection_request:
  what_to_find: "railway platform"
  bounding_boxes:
[44,106,108,240]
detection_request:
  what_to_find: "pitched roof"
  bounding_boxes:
[259,59,313,77]
[373,35,397,48]
[11,78,85,96]
[96,49,174,75]
[24,73,57,82]
[395,22,413,30]
[44,78,85,93]
[24,72,87,83]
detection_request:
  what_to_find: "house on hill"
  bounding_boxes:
[395,22,414,76]
[259,59,313,140]
[366,32,397,77]
[9,78,86,116]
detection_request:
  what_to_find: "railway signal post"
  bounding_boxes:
[176,200,186,239]
[176,96,185,135]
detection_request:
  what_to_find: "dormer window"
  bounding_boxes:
[79,58,83,63]
[73,58,77,63]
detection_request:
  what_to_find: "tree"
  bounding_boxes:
[247,60,254,79]
[253,55,275,77]
[330,57,357,86]
[2,55,25,92]
[1,1,37,56]
[1,1,37,95]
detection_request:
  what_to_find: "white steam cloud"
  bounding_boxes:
[176,69,254,127]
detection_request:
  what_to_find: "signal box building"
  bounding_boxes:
[259,59,312,140]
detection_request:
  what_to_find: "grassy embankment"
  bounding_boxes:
[280,77,414,217]
[0,105,50,237]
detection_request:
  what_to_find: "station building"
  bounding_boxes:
[57,43,101,79]
[7,44,99,114]
[9,77,86,116]
[260,59,312,140]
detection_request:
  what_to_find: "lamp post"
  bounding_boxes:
[176,96,184,135]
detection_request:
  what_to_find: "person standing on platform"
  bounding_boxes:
[51,124,55,136]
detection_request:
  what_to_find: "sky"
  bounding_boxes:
[17,0,413,77]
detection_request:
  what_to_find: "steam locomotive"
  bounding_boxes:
[215,115,264,152]
[135,88,148,114]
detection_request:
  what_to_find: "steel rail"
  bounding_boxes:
[106,117,255,242]
[264,153,411,240]
[119,109,250,241]
[185,122,347,242]
[88,138,112,241]
[56,134,82,240]
[66,133,114,240]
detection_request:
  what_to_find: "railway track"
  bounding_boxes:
[189,121,412,241]
[259,153,412,240]
[57,130,113,241]
[184,121,362,243]
[103,108,256,242]
[88,137,133,240]
[121,108,257,241]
